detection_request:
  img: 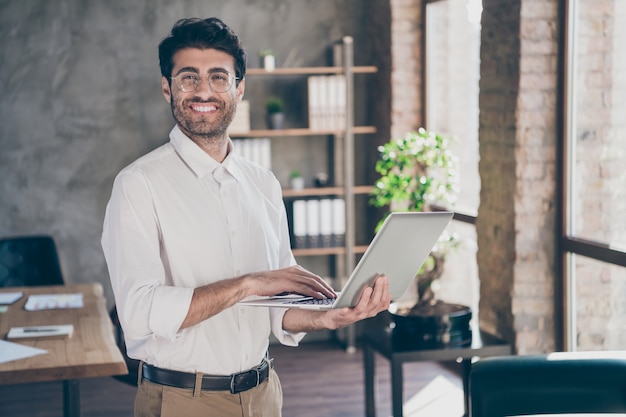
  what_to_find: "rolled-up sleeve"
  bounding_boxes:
[269,307,306,346]
[102,168,192,341]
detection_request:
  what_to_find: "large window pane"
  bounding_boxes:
[565,0,626,351]
[426,0,482,214]
[572,254,626,350]
[425,0,482,317]
[570,0,626,250]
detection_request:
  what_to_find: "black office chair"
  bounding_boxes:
[0,235,65,287]
[469,351,626,417]
[110,305,141,386]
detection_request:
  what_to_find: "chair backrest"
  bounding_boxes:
[109,305,140,386]
[0,235,65,287]
[470,351,626,417]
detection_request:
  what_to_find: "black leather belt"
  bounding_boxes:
[141,358,274,394]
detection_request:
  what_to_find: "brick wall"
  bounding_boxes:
[476,0,523,346]
[389,0,424,137]
[477,0,559,354]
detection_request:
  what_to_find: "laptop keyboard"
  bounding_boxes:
[287,297,336,305]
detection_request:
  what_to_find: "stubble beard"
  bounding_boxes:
[171,96,237,146]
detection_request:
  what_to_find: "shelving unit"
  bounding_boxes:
[232,37,377,351]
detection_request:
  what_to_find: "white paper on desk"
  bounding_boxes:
[0,291,23,305]
[0,339,47,364]
[24,293,84,311]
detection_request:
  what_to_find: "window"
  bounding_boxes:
[425,0,482,315]
[563,0,626,350]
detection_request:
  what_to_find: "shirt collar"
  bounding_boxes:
[169,125,243,180]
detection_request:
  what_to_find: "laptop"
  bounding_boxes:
[237,211,454,310]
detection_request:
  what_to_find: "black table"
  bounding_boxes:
[363,326,511,417]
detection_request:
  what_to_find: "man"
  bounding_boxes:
[101,17,390,417]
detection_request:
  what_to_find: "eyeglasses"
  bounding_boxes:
[170,70,240,93]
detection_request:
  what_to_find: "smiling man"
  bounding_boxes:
[101,17,390,417]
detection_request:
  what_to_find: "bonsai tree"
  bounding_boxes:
[370,128,460,311]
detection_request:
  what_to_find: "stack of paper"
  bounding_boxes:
[0,291,23,305]
[24,293,83,311]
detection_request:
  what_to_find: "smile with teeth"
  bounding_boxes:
[191,103,218,113]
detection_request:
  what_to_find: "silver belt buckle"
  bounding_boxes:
[230,367,260,394]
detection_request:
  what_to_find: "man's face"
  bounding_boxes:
[161,48,245,140]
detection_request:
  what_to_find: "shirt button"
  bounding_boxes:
[231,230,237,237]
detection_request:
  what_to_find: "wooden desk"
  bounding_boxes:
[0,283,128,417]
[363,326,511,417]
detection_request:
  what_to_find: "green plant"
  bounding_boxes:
[370,128,460,305]
[370,127,459,230]
[265,96,284,114]
[289,169,301,178]
[259,49,274,57]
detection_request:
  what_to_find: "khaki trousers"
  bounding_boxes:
[134,368,283,417]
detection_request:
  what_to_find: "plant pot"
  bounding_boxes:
[268,112,285,130]
[387,300,472,349]
[262,54,275,71]
[290,176,305,190]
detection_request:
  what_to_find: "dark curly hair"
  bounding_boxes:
[158,17,246,85]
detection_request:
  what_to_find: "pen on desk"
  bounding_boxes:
[23,328,60,333]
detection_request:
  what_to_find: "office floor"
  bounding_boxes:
[0,340,464,417]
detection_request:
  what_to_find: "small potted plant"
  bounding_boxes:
[266,96,285,130]
[259,49,275,71]
[370,128,470,347]
[289,169,304,190]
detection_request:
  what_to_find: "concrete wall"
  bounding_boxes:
[0,0,380,308]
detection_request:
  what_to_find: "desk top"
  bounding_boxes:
[0,283,128,384]
[364,325,512,361]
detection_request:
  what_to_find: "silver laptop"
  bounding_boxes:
[237,211,454,310]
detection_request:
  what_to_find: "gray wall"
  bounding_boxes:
[0,0,379,308]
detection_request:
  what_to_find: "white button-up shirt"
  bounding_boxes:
[102,125,304,375]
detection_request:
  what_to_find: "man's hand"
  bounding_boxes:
[181,265,335,329]
[245,265,337,300]
[282,275,391,333]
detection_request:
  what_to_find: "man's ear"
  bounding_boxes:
[161,76,172,103]
[236,78,245,102]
